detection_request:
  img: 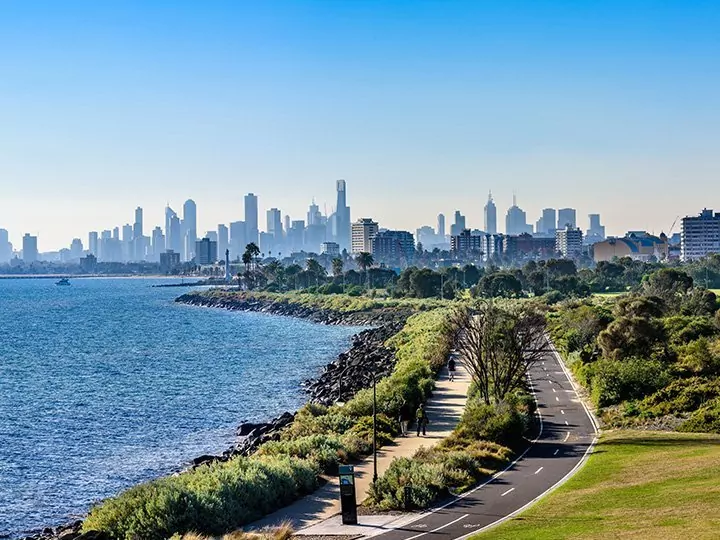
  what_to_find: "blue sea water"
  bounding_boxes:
[0,278,362,538]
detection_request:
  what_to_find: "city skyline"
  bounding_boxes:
[3,2,720,250]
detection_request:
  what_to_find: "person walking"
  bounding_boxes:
[448,356,456,382]
[398,400,411,436]
[415,403,429,436]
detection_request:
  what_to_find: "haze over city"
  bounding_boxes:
[3,1,720,251]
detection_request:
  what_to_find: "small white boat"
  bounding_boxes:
[56,278,71,286]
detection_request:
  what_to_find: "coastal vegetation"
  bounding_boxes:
[82,304,454,539]
[548,267,720,432]
[473,430,720,539]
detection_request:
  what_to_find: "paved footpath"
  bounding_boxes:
[249,357,471,531]
[300,345,599,540]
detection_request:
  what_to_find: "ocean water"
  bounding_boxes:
[0,278,362,538]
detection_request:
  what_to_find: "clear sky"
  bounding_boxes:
[2,0,719,251]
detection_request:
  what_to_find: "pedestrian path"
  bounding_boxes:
[248,358,471,532]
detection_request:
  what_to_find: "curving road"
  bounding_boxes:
[371,346,598,540]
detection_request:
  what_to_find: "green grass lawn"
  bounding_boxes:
[476,430,720,540]
[591,291,624,298]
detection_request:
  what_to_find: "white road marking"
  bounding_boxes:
[565,420,569,425]
[561,410,565,414]
[405,514,469,540]
[534,466,544,474]
[555,396,560,401]
[501,488,515,497]
[553,449,559,456]
[552,388,556,393]
[563,432,570,442]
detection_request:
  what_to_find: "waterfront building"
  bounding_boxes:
[79,253,97,272]
[160,250,181,272]
[484,192,497,235]
[557,208,577,229]
[555,226,583,258]
[22,233,38,263]
[321,241,340,256]
[195,237,218,265]
[681,209,720,261]
[351,218,379,254]
[594,231,668,262]
[451,229,483,254]
[371,230,415,265]
[505,195,532,235]
[245,193,259,246]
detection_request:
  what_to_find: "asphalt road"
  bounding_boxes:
[372,347,598,540]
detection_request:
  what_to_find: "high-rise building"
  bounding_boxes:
[450,211,466,237]
[288,220,306,252]
[586,214,606,244]
[484,192,497,235]
[245,193,259,246]
[267,208,283,238]
[217,224,229,262]
[307,200,322,226]
[681,209,720,262]
[557,208,577,229]
[351,218,379,254]
[183,199,197,262]
[505,195,532,235]
[0,229,12,263]
[437,214,446,238]
[133,207,143,239]
[334,180,351,250]
[122,224,133,261]
[169,214,182,254]
[535,208,556,235]
[556,226,583,258]
[229,221,246,260]
[371,230,415,265]
[70,238,83,260]
[151,227,165,261]
[451,229,484,254]
[88,231,98,256]
[195,237,218,265]
[22,233,38,263]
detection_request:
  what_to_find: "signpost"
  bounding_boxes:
[339,464,357,525]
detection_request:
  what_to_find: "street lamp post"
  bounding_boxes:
[372,368,378,483]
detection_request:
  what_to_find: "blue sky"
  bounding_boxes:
[2,1,719,250]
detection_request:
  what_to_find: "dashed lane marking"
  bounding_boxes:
[534,467,544,474]
[405,514,469,540]
[565,420,569,425]
[501,488,515,497]
[563,432,570,442]
[561,410,565,414]
[555,396,560,401]
[553,449,559,456]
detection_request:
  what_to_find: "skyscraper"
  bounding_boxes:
[133,207,144,261]
[151,227,165,261]
[267,208,282,238]
[218,224,229,262]
[450,211,466,237]
[484,192,497,235]
[0,229,12,263]
[307,200,322,226]
[22,233,38,263]
[88,231,98,255]
[183,199,197,262]
[505,195,532,235]
[437,214,445,238]
[245,193,259,246]
[334,180,351,250]
[133,207,143,239]
[229,221,246,260]
[535,208,556,235]
[586,214,606,244]
[557,208,577,229]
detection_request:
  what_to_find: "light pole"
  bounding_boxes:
[372,368,378,483]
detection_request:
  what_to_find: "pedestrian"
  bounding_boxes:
[415,403,429,436]
[398,400,411,436]
[448,356,456,382]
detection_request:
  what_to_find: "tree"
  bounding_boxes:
[305,258,327,287]
[242,243,260,271]
[641,268,693,309]
[355,252,374,273]
[331,257,344,278]
[451,301,548,405]
[478,272,523,298]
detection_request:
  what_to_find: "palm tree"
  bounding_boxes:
[332,257,344,278]
[243,242,261,271]
[355,252,374,289]
[306,258,327,287]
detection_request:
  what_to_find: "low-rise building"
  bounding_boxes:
[371,230,414,264]
[160,250,181,272]
[320,241,340,256]
[504,233,557,260]
[593,231,668,262]
[681,209,720,262]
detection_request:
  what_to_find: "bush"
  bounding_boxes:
[637,377,720,417]
[678,397,720,433]
[449,398,529,449]
[348,414,398,447]
[584,357,671,408]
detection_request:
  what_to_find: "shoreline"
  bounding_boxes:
[20,292,408,540]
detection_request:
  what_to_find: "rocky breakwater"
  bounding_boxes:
[20,522,105,540]
[175,291,411,326]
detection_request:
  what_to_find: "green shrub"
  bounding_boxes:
[348,414,398,447]
[586,357,671,408]
[450,398,528,449]
[637,377,720,417]
[678,397,720,433]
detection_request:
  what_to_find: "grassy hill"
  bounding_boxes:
[475,430,720,539]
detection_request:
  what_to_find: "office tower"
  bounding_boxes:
[182,199,197,262]
[217,224,229,262]
[334,180,351,250]
[244,193,259,246]
[351,218,379,254]
[557,208,577,229]
[122,224,133,261]
[284,215,291,235]
[288,220,306,252]
[505,195,532,235]
[70,238,83,260]
[556,226,584,258]
[437,214,445,237]
[681,209,720,262]
[88,231,98,255]
[151,227,165,261]
[307,200,322,226]
[0,229,12,263]
[229,221,246,260]
[133,207,143,239]
[535,208,556,235]
[112,227,120,240]
[484,192,497,235]
[169,214,182,254]
[416,226,435,247]
[22,233,38,263]
[586,214,606,244]
[195,237,218,265]
[450,211,466,237]
[267,208,283,242]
